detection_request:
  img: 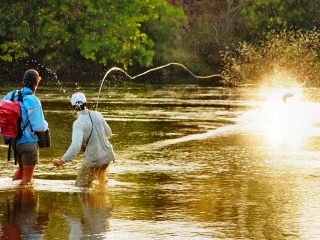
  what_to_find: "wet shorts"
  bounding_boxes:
[75,163,110,187]
[15,143,39,165]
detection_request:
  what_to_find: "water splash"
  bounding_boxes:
[221,27,320,87]
[25,59,67,93]
[96,62,224,110]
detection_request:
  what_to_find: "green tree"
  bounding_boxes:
[160,0,245,74]
[0,0,184,72]
[241,0,320,36]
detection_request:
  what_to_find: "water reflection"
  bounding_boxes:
[0,187,48,239]
[0,183,112,239]
[54,187,112,239]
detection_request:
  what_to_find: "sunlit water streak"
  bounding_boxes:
[129,124,241,152]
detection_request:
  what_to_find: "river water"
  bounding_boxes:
[1,83,320,239]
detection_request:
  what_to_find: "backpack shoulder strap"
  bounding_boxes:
[86,111,94,146]
[9,90,33,102]
[17,90,33,138]
[18,90,33,103]
[10,90,17,101]
[18,90,23,102]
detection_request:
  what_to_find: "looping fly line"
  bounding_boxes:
[96,62,224,110]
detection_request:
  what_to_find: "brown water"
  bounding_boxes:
[1,84,320,239]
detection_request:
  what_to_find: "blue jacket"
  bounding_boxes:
[3,87,48,144]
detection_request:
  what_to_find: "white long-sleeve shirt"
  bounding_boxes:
[61,110,115,167]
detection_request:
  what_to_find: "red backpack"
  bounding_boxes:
[0,90,30,163]
[0,92,22,138]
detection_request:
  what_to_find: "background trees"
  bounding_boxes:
[241,0,320,35]
[0,0,184,77]
[1,0,320,82]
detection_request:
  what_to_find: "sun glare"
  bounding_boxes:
[258,86,316,149]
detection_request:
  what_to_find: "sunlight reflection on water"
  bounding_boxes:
[1,86,320,239]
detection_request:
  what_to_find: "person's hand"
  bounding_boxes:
[52,159,64,167]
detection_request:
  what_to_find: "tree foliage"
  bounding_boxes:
[0,0,184,71]
[216,0,320,87]
[241,0,320,36]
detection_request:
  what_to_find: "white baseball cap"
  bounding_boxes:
[71,92,87,106]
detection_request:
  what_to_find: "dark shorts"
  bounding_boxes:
[15,143,39,165]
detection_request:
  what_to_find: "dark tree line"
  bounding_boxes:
[1,0,320,83]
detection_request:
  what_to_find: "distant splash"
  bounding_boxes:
[96,62,224,110]
[221,27,320,87]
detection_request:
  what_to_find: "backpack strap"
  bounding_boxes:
[10,91,16,101]
[17,90,33,134]
[9,90,26,102]
[85,111,94,147]
[17,90,23,102]
[7,140,12,162]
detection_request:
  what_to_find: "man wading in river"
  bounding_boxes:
[52,92,115,187]
[1,69,48,185]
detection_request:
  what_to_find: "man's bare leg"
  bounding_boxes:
[20,164,36,185]
[12,163,23,181]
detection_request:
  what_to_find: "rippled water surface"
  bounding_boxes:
[1,83,320,239]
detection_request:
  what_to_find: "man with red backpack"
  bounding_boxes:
[1,69,48,185]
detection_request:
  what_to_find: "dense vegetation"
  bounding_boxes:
[0,0,184,79]
[1,0,320,84]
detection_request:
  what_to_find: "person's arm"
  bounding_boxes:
[53,121,83,166]
[102,115,112,137]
